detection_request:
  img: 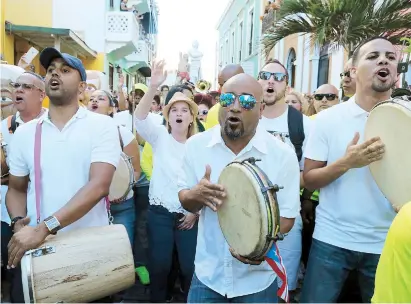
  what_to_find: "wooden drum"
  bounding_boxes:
[21,225,135,303]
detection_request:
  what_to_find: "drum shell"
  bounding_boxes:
[108,152,134,202]
[1,145,8,177]
[21,225,135,303]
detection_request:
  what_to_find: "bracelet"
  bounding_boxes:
[10,216,25,232]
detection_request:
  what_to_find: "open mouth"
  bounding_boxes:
[91,104,98,110]
[49,78,61,90]
[176,119,183,123]
[267,87,274,94]
[376,68,390,81]
[227,116,241,124]
[15,96,24,103]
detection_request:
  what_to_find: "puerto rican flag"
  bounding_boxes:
[265,243,289,303]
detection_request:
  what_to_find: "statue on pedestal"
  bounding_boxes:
[176,52,190,84]
[188,40,203,84]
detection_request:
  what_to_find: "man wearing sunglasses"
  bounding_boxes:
[1,71,47,302]
[312,84,340,115]
[178,73,299,303]
[258,59,312,298]
[341,58,356,101]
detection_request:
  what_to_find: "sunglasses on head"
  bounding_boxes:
[258,71,287,82]
[340,71,350,78]
[220,93,257,110]
[314,93,337,101]
[198,110,208,115]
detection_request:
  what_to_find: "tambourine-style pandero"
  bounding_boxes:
[108,152,135,202]
[217,157,284,261]
[365,97,411,211]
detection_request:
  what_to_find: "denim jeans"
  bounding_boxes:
[188,273,278,303]
[133,185,149,267]
[147,205,198,302]
[300,239,380,303]
[111,197,136,246]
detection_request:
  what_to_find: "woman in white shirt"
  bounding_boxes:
[135,60,199,303]
[87,90,140,244]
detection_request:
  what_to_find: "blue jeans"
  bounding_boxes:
[111,197,136,246]
[188,273,278,303]
[300,239,380,303]
[147,205,198,302]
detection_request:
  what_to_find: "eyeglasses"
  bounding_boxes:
[10,82,43,92]
[314,93,337,101]
[220,93,257,110]
[340,71,350,78]
[258,71,287,82]
[198,110,209,115]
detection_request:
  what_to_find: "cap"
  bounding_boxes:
[134,83,148,93]
[40,47,87,81]
[162,92,198,122]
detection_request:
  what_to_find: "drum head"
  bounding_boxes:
[365,101,411,210]
[108,153,133,201]
[217,163,269,258]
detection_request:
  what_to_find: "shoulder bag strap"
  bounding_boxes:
[117,126,124,150]
[34,120,43,224]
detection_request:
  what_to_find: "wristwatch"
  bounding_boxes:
[43,216,61,235]
[10,216,25,232]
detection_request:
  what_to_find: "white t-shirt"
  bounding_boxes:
[135,115,186,213]
[1,109,48,224]
[117,125,135,200]
[177,125,300,298]
[259,106,311,169]
[304,96,396,254]
[8,107,121,231]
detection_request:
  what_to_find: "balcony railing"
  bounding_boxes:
[106,12,140,45]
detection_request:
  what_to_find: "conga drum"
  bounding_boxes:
[365,98,411,211]
[21,225,135,303]
[217,157,289,301]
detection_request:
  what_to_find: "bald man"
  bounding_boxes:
[178,73,300,303]
[313,84,340,114]
[205,64,244,129]
[1,71,47,303]
[342,58,356,99]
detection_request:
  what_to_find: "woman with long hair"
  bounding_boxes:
[87,89,140,244]
[135,60,199,303]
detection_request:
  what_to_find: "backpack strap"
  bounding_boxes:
[117,126,124,150]
[287,106,305,162]
[8,114,19,134]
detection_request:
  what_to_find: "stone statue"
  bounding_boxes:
[176,52,190,84]
[188,40,203,84]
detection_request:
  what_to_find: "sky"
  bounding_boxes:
[156,0,230,86]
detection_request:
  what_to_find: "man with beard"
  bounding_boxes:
[258,59,312,298]
[5,47,121,302]
[205,64,244,129]
[300,37,398,302]
[178,73,300,303]
[341,58,357,101]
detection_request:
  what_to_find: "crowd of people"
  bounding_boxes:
[1,36,410,304]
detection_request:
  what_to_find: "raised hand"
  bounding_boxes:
[344,132,385,169]
[150,59,168,88]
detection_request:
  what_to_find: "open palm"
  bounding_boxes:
[151,59,168,88]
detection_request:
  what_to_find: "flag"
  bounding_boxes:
[265,243,289,303]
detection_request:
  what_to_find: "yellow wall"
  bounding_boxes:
[5,0,53,27]
[82,53,106,72]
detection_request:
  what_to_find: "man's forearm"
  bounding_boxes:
[304,158,350,191]
[280,217,295,234]
[6,188,27,219]
[118,86,127,111]
[53,181,109,228]
[179,189,203,213]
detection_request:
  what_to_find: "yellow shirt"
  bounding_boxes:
[205,103,220,130]
[42,96,86,108]
[141,142,153,180]
[372,202,411,303]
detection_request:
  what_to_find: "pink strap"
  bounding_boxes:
[34,121,43,224]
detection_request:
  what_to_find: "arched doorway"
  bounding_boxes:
[286,48,296,88]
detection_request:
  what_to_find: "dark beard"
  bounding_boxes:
[46,87,77,106]
[223,122,244,140]
[371,79,395,93]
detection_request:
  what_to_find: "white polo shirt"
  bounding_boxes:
[1,109,48,224]
[8,107,121,231]
[304,96,396,254]
[114,110,163,131]
[177,125,300,298]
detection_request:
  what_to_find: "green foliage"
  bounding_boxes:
[262,0,411,56]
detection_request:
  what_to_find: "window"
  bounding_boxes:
[317,45,329,86]
[231,31,235,63]
[109,65,114,91]
[220,45,223,67]
[225,39,229,65]
[239,22,243,61]
[248,9,254,56]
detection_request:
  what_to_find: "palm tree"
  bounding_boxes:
[262,0,411,57]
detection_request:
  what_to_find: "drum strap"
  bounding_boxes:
[34,120,114,226]
[117,126,124,150]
